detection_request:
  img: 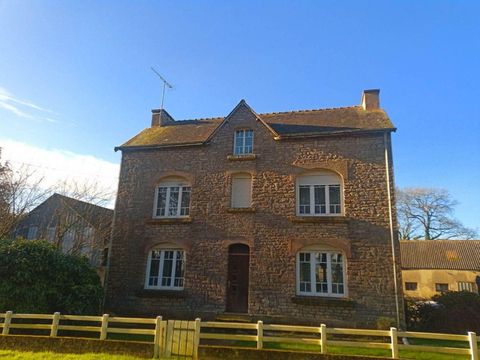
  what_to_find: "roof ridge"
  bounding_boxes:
[170,117,224,123]
[259,105,361,116]
[166,105,363,124]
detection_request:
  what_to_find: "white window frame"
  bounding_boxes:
[233,129,254,155]
[153,179,191,219]
[296,172,344,216]
[144,248,185,290]
[296,249,347,298]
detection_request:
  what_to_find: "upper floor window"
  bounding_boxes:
[297,171,343,216]
[154,178,191,218]
[297,248,346,297]
[234,129,254,155]
[145,248,185,290]
[231,173,252,208]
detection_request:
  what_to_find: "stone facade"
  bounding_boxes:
[105,97,404,328]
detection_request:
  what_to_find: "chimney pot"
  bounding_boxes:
[151,109,175,127]
[361,89,380,110]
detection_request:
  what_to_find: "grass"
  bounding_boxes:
[232,340,476,359]
[0,350,148,359]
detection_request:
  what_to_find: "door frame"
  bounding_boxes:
[225,243,250,313]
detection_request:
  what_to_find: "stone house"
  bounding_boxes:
[106,89,404,328]
[401,240,480,298]
[14,193,113,282]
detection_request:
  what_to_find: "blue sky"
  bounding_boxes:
[0,1,479,230]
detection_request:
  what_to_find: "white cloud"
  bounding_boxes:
[0,86,60,123]
[0,138,119,208]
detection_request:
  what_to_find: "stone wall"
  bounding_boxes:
[105,103,404,328]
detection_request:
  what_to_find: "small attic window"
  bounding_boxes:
[234,129,253,155]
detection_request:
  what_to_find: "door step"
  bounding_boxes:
[215,313,252,323]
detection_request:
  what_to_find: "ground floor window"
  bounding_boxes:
[458,281,475,292]
[145,249,185,290]
[435,283,449,293]
[405,282,418,291]
[297,250,346,297]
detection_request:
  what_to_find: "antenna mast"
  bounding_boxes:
[150,67,173,110]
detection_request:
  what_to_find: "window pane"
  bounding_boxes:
[234,130,245,155]
[148,251,160,287]
[315,253,328,293]
[180,187,191,216]
[314,185,326,214]
[299,253,311,292]
[329,185,341,214]
[174,251,185,287]
[244,130,253,153]
[156,187,167,217]
[161,251,174,286]
[299,186,311,214]
[168,187,179,216]
[331,253,344,294]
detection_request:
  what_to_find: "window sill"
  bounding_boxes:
[227,154,257,161]
[291,295,355,307]
[289,216,349,223]
[146,218,192,225]
[136,289,187,298]
[226,207,256,213]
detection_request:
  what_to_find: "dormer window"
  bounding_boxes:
[234,129,253,155]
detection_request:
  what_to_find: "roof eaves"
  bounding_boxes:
[115,141,206,152]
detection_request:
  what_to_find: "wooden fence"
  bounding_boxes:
[1,311,479,360]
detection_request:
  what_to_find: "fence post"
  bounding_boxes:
[320,324,327,354]
[193,318,201,360]
[2,311,12,335]
[468,332,478,360]
[257,320,263,350]
[100,313,109,340]
[390,327,398,359]
[153,316,162,359]
[50,312,60,337]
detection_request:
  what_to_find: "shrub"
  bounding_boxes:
[405,292,480,333]
[0,239,103,314]
[376,316,396,330]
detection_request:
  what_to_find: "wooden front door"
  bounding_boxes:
[226,244,249,313]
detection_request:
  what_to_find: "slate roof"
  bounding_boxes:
[400,240,480,270]
[117,102,394,150]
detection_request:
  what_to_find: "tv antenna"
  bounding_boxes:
[150,67,173,110]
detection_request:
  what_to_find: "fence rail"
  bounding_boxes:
[0,311,479,359]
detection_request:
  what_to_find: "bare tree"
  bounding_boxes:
[397,187,478,240]
[0,150,50,239]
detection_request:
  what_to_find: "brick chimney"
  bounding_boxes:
[151,109,175,127]
[361,89,380,110]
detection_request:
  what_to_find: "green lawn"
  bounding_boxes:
[234,340,476,360]
[0,350,148,359]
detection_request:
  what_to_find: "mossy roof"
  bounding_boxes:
[118,105,394,150]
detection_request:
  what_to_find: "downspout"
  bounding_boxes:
[384,132,401,329]
[102,152,124,311]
